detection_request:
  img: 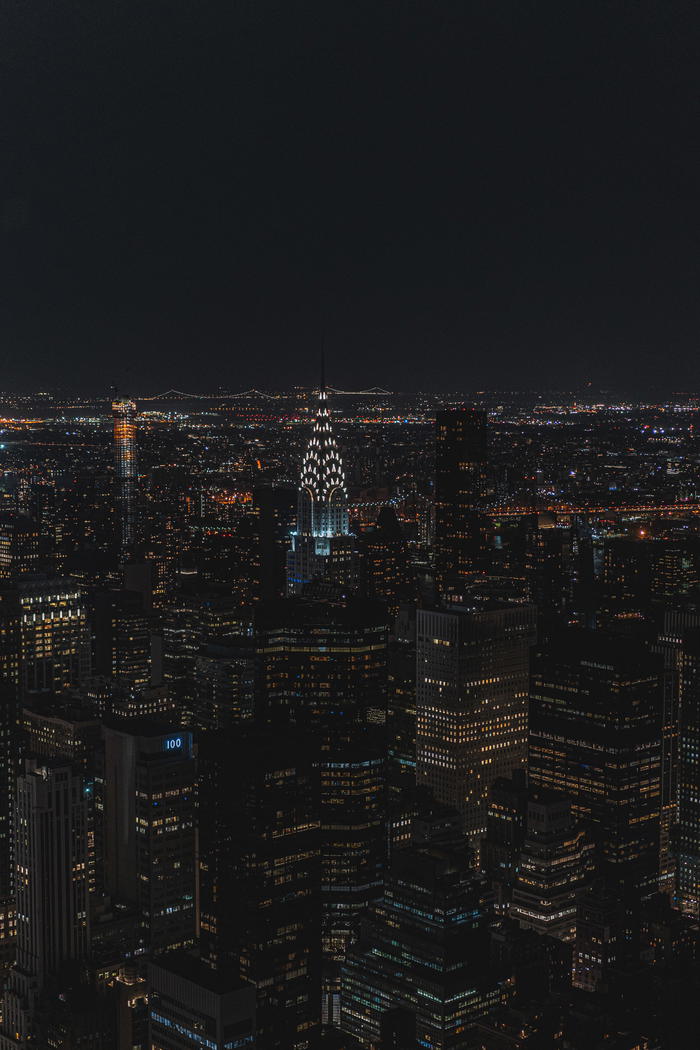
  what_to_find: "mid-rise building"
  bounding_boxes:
[572,882,625,994]
[149,952,255,1050]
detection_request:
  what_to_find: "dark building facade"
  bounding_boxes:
[529,630,664,900]
[434,408,489,601]
[102,721,196,955]
[198,727,321,1050]
[340,847,509,1049]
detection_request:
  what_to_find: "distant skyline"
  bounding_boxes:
[1,3,698,393]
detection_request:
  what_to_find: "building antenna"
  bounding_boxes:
[320,339,326,396]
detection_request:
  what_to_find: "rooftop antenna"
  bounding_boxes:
[320,339,326,397]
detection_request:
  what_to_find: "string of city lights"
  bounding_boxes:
[134,385,392,401]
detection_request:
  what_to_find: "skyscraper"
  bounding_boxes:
[416,600,536,852]
[653,606,700,897]
[10,578,92,698]
[192,634,255,731]
[93,588,152,688]
[320,726,385,1025]
[198,727,321,1050]
[510,789,594,942]
[256,592,388,729]
[113,398,138,557]
[102,721,196,955]
[359,507,416,618]
[256,590,388,1022]
[0,512,39,581]
[0,760,90,1049]
[674,627,700,915]
[340,847,507,1049]
[287,385,356,595]
[149,953,256,1050]
[434,408,489,601]
[529,630,663,900]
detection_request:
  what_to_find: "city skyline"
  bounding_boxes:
[1,3,699,1047]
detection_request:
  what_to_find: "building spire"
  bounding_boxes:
[286,360,353,594]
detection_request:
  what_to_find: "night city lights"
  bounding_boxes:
[1,3,699,1049]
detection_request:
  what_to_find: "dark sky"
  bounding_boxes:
[1,1,698,393]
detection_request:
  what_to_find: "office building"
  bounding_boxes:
[0,512,39,580]
[510,789,594,942]
[93,588,152,688]
[360,507,416,618]
[110,965,149,1050]
[0,761,90,1049]
[572,882,626,994]
[387,605,417,797]
[320,726,385,1025]
[198,727,321,1050]
[340,847,509,1049]
[162,588,246,722]
[416,601,536,851]
[434,407,489,601]
[675,627,700,915]
[482,770,529,914]
[149,952,255,1050]
[192,633,255,731]
[521,514,575,632]
[14,577,91,697]
[102,721,196,955]
[654,606,700,897]
[529,630,663,900]
[253,483,297,602]
[256,591,388,730]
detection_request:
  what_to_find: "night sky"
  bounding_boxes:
[1,2,698,394]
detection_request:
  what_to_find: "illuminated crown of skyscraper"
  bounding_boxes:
[297,387,349,538]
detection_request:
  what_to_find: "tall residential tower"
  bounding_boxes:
[112,398,138,557]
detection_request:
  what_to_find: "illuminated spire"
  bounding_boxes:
[286,377,354,594]
[299,388,347,509]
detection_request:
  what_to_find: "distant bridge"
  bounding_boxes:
[489,503,700,518]
[136,388,276,401]
[135,386,393,401]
